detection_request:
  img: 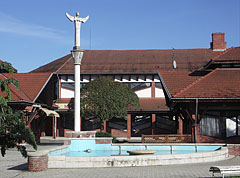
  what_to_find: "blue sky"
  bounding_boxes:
[0,0,239,72]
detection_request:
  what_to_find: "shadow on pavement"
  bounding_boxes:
[8,163,28,171]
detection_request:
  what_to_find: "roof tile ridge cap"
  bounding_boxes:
[173,69,219,97]
[0,74,31,101]
[212,47,234,61]
[56,55,72,73]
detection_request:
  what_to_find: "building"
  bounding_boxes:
[1,32,238,143]
[0,69,59,143]
[28,32,240,143]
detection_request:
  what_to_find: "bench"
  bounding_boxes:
[209,166,240,178]
[141,134,192,143]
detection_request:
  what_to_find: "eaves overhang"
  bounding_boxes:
[55,72,159,75]
[7,100,34,105]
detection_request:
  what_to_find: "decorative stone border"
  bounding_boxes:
[65,131,96,138]
[48,147,229,168]
[28,139,231,171]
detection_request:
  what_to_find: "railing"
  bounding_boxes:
[141,134,192,143]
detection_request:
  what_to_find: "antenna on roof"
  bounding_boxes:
[172,48,177,70]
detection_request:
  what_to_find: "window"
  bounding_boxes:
[200,112,222,137]
[155,82,162,88]
[61,82,85,90]
[129,83,151,91]
[61,82,74,90]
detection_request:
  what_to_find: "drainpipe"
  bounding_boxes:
[194,99,198,143]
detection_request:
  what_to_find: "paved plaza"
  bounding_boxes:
[0,144,240,178]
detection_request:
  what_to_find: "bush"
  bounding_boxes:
[95,131,117,143]
[96,131,112,137]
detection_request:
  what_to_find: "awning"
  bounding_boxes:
[41,108,60,117]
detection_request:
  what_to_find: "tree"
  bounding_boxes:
[0,62,37,157]
[69,77,139,124]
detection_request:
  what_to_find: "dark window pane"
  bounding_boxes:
[130,83,151,91]
[155,82,162,88]
[61,82,85,90]
[61,82,74,90]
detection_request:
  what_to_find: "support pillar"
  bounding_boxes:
[152,114,156,135]
[194,99,198,143]
[52,116,57,139]
[178,117,183,135]
[192,114,200,143]
[103,121,107,132]
[236,116,239,136]
[127,114,131,139]
[151,82,156,98]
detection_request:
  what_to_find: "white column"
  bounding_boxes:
[66,12,88,132]
[74,63,81,132]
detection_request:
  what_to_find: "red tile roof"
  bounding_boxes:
[0,73,52,102]
[160,71,200,97]
[31,49,222,74]
[160,68,240,99]
[213,47,240,61]
[138,98,169,111]
[0,74,31,101]
[173,69,240,98]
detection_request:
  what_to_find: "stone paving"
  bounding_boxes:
[0,144,240,178]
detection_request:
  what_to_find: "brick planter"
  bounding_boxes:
[95,138,113,144]
[28,153,48,171]
[227,144,240,156]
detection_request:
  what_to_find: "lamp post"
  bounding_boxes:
[66,12,89,132]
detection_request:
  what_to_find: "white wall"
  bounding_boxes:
[135,88,152,98]
[61,88,74,98]
[155,88,165,98]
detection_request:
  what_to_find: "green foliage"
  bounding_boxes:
[95,131,112,137]
[0,77,19,101]
[95,131,117,143]
[0,62,15,74]
[78,77,139,122]
[0,62,37,157]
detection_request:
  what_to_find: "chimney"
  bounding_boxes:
[210,33,227,51]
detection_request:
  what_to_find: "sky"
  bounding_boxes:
[0,0,239,73]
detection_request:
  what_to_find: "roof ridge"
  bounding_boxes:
[173,69,219,97]
[84,48,210,51]
[212,47,234,61]
[56,55,72,73]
